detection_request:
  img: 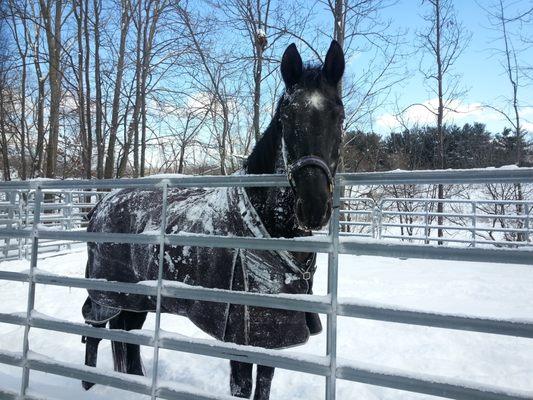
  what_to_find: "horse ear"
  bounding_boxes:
[281,43,303,87]
[323,40,345,86]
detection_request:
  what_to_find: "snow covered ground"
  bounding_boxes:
[1,245,532,399]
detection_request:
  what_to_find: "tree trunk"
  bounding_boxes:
[333,0,345,94]
[19,55,28,180]
[0,83,10,181]
[252,41,263,143]
[333,0,347,230]
[104,0,131,179]
[75,0,89,179]
[84,0,93,179]
[34,71,46,177]
[178,144,186,174]
[31,10,46,178]
[132,0,143,177]
[139,3,149,177]
[220,104,229,175]
[41,0,63,179]
[93,0,104,178]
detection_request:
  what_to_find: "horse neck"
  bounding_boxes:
[245,115,302,239]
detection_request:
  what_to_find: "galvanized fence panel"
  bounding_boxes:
[0,168,532,400]
[0,189,105,259]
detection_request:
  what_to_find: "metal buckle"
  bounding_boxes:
[302,271,311,280]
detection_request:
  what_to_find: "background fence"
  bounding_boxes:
[340,197,532,247]
[0,168,532,400]
[1,184,531,261]
[0,189,106,260]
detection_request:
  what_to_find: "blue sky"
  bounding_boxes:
[348,0,533,134]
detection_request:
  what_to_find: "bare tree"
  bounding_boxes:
[178,5,233,175]
[483,0,530,164]
[115,0,168,178]
[219,0,272,142]
[417,0,471,243]
[481,0,532,241]
[323,0,407,131]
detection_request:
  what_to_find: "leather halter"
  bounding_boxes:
[287,155,334,195]
[279,116,335,195]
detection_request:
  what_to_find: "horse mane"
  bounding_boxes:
[244,103,282,175]
[245,64,323,175]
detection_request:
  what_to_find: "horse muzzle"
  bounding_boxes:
[295,196,332,231]
[288,155,334,231]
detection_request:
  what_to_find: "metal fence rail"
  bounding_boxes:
[0,168,532,400]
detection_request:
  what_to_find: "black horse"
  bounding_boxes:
[81,41,344,399]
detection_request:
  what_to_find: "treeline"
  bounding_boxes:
[344,123,533,172]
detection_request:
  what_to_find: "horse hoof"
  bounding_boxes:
[82,380,95,390]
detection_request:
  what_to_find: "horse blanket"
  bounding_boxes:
[83,183,322,349]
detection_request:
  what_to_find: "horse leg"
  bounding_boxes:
[123,311,147,375]
[109,311,147,375]
[109,312,128,373]
[230,360,253,398]
[252,365,275,400]
[81,322,105,390]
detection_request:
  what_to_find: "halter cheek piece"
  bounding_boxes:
[287,156,334,195]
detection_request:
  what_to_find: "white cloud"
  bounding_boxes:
[375,99,530,132]
[522,121,533,133]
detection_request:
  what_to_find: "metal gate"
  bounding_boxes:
[0,168,532,400]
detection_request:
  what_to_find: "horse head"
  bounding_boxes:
[279,41,345,231]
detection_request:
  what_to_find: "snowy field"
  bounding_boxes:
[1,245,532,399]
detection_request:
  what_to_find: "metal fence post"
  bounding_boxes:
[4,191,14,258]
[150,182,169,400]
[20,185,43,397]
[24,190,31,260]
[471,202,477,248]
[371,204,377,239]
[17,191,25,259]
[526,204,530,243]
[64,191,72,251]
[424,201,429,244]
[377,200,384,239]
[326,183,340,400]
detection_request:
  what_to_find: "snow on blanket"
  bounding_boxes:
[84,185,320,349]
[1,247,532,399]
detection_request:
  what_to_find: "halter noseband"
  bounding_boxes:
[287,155,334,195]
[279,107,335,195]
